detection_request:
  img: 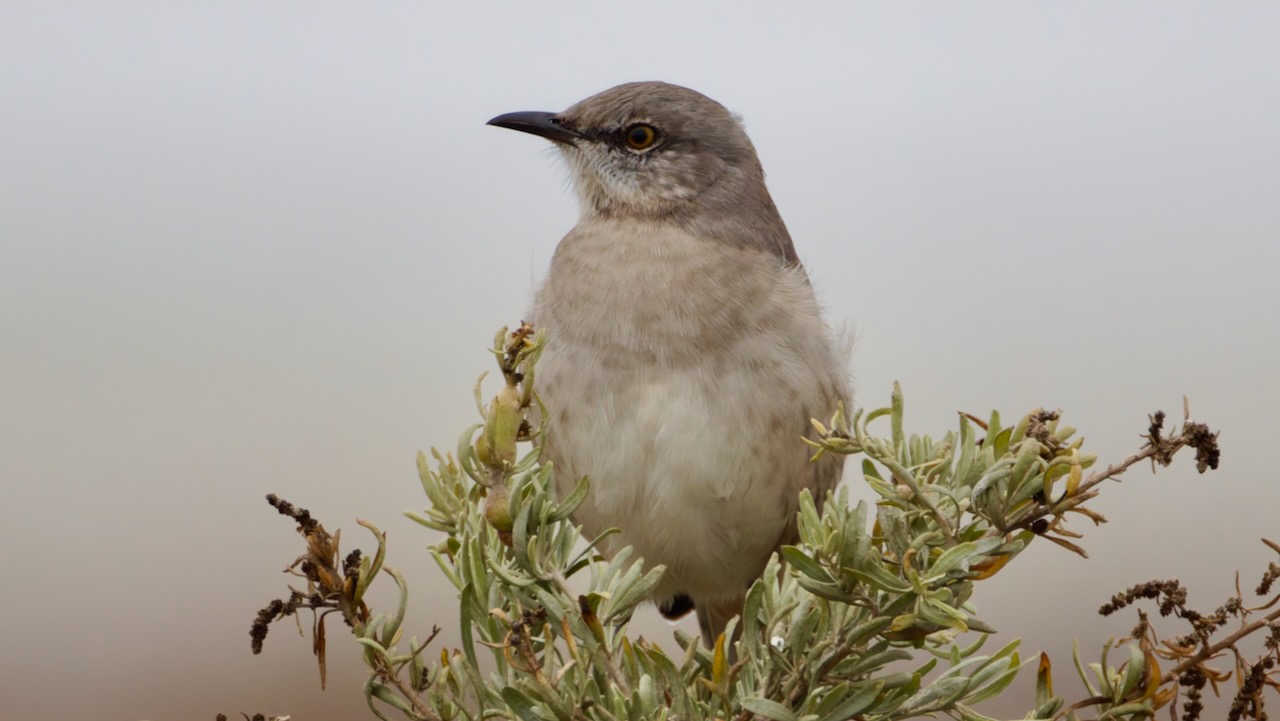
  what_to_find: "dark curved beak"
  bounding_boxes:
[486,111,581,145]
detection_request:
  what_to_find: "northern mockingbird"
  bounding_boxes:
[488,81,849,647]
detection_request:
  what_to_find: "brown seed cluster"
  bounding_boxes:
[1098,542,1280,720]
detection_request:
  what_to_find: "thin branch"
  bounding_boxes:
[1162,605,1280,685]
[370,654,444,721]
[1073,444,1169,498]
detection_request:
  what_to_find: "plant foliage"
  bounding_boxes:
[242,324,1280,721]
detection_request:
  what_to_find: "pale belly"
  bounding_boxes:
[536,338,825,603]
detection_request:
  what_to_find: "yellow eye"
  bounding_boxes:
[624,124,658,150]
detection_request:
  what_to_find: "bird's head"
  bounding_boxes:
[488,82,769,221]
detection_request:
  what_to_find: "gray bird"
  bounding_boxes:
[488,81,849,647]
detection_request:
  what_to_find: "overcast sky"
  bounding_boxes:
[2,2,1278,719]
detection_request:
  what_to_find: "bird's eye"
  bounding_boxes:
[624,124,658,150]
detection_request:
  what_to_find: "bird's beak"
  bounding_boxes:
[486,111,581,145]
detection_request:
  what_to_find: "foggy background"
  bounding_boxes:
[2,2,1277,719]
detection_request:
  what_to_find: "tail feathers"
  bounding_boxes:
[659,594,696,620]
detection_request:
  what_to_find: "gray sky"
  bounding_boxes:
[2,2,1277,719]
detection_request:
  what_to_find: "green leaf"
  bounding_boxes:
[953,703,1002,721]
[844,616,894,646]
[547,474,589,522]
[796,576,860,603]
[845,563,913,594]
[781,545,835,583]
[897,676,969,714]
[604,564,666,624]
[1116,643,1146,702]
[501,686,549,721]
[986,410,1003,445]
[490,558,535,587]
[739,697,799,721]
[991,427,1012,458]
[840,648,914,677]
[640,641,695,718]
[428,547,464,591]
[953,416,980,487]
[1098,701,1155,720]
[815,680,883,721]
[965,615,998,634]
[963,656,1023,705]
[356,631,391,660]
[926,537,1004,583]
[377,565,409,646]
[970,460,1012,504]
[1072,638,1100,697]
[740,577,767,653]
[1008,440,1044,492]
[367,681,414,719]
[891,381,905,447]
[918,597,969,632]
[459,584,480,671]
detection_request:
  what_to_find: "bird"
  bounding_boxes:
[487,81,849,647]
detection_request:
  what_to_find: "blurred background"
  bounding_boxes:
[2,2,1277,719]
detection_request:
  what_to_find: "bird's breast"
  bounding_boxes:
[533,219,812,360]
[528,219,846,601]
